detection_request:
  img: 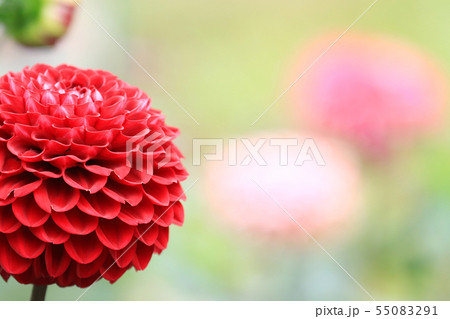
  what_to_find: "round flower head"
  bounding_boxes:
[203,132,362,240]
[291,33,447,157]
[0,0,76,47]
[0,64,188,287]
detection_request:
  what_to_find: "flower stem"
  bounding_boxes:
[30,285,47,301]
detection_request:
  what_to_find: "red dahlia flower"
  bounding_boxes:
[0,64,188,288]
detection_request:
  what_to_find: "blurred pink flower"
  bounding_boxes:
[291,33,447,157]
[203,132,362,241]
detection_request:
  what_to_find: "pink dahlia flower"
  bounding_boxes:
[0,64,188,287]
[203,132,362,240]
[291,33,447,157]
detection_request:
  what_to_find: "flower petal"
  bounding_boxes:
[64,232,104,264]
[152,167,178,185]
[132,241,154,271]
[0,234,32,274]
[109,241,137,268]
[100,255,129,283]
[143,180,170,206]
[96,219,134,250]
[63,167,107,194]
[45,244,71,277]
[117,195,154,226]
[34,179,80,213]
[56,262,76,287]
[172,201,185,226]
[167,182,186,201]
[0,205,21,234]
[102,180,143,206]
[135,223,159,246]
[23,161,62,178]
[52,208,98,235]
[30,218,70,244]
[77,192,121,219]
[76,250,107,279]
[155,226,169,251]
[152,205,174,227]
[0,173,41,200]
[12,196,50,227]
[6,227,46,259]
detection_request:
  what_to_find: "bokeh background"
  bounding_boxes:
[0,0,449,300]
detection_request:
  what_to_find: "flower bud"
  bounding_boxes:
[0,0,77,46]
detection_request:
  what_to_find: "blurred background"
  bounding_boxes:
[0,0,449,300]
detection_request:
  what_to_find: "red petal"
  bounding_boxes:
[0,195,16,206]
[76,250,107,279]
[100,255,128,283]
[132,241,154,271]
[96,219,134,250]
[0,268,11,282]
[122,167,152,185]
[152,167,178,185]
[155,226,169,250]
[11,267,35,285]
[109,241,137,268]
[117,195,154,226]
[0,173,41,200]
[152,205,174,227]
[103,180,143,206]
[34,179,80,213]
[77,191,121,219]
[0,143,22,174]
[45,244,71,277]
[97,149,130,179]
[0,205,21,233]
[30,218,70,244]
[135,223,159,246]
[167,182,186,201]
[63,167,107,193]
[64,232,104,264]
[14,178,42,198]
[83,160,112,176]
[7,136,43,162]
[23,161,62,178]
[75,273,100,288]
[172,201,185,226]
[56,262,76,287]
[12,196,50,227]
[31,255,49,281]
[0,234,32,274]
[143,181,170,206]
[6,227,46,259]
[52,208,98,235]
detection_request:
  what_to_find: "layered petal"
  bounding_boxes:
[77,191,121,219]
[34,179,80,213]
[6,227,46,259]
[0,205,21,234]
[0,234,32,274]
[96,219,134,250]
[64,233,104,264]
[52,208,98,235]
[45,244,71,277]
[12,196,50,227]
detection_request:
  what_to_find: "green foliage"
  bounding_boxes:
[0,0,43,37]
